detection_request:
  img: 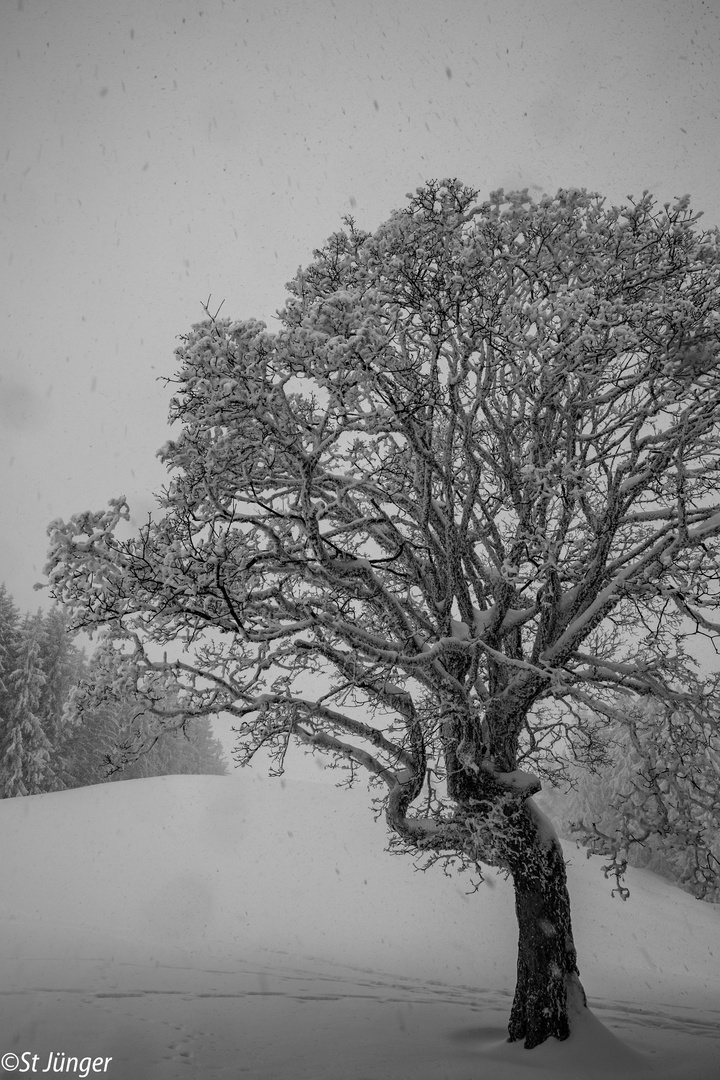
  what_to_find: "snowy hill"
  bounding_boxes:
[0,773,718,1079]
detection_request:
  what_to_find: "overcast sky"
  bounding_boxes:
[2,0,720,617]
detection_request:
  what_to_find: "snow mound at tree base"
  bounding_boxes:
[0,773,718,1079]
[462,992,653,1079]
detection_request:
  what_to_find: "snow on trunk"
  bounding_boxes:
[504,799,586,1048]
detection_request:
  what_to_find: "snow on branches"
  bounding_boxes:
[44,181,720,867]
[562,700,720,902]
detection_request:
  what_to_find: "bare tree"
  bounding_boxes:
[45,181,720,1048]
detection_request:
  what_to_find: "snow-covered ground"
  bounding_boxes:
[0,772,718,1079]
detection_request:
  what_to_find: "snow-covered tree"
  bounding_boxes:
[110,715,227,780]
[0,584,21,727]
[39,607,84,736]
[1,611,52,796]
[36,605,86,790]
[0,597,87,796]
[44,182,720,1048]
[61,637,227,784]
[0,591,223,792]
[545,702,720,902]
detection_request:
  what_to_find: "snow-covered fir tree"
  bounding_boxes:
[1,611,52,796]
[0,587,226,793]
[0,584,21,728]
[61,636,227,784]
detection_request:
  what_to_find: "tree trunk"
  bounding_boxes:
[504,799,587,1049]
[441,699,587,1048]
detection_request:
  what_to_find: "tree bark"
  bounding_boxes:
[504,799,587,1048]
[441,702,587,1048]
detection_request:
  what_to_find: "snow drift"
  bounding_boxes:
[0,773,718,1079]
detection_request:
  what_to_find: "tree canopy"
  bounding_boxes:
[44,181,720,1046]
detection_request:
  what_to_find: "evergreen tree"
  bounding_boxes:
[61,638,227,784]
[0,591,89,796]
[0,589,224,793]
[110,713,227,780]
[60,698,119,788]
[1,611,52,796]
[39,607,83,738]
[0,583,21,728]
[38,606,87,791]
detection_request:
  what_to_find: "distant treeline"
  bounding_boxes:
[0,583,227,797]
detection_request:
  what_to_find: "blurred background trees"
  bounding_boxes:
[0,583,227,796]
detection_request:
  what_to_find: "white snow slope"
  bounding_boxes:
[0,773,718,1080]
